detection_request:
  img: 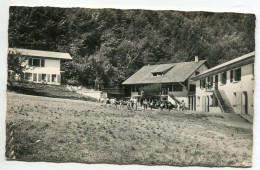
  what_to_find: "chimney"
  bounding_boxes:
[194,56,199,63]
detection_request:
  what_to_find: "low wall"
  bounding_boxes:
[80,91,102,100]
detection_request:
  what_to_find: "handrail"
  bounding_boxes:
[213,90,225,113]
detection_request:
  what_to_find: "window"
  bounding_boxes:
[42,74,47,82]
[221,72,227,85]
[28,58,45,67]
[167,85,173,92]
[172,85,182,91]
[25,73,32,81]
[189,84,196,92]
[234,68,241,81]
[52,74,57,82]
[195,71,200,75]
[206,77,213,89]
[33,73,37,81]
[200,79,206,89]
[152,72,163,76]
[230,70,233,82]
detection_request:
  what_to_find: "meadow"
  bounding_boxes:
[6,92,253,167]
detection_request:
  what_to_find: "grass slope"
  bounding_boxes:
[6,92,253,167]
[7,82,97,102]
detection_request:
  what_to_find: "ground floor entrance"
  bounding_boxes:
[234,91,248,114]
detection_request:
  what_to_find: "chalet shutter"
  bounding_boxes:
[47,74,50,82]
[230,70,233,82]
[38,73,42,82]
[57,75,61,84]
[29,58,32,66]
[41,59,45,67]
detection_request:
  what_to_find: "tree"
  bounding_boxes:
[7,50,27,86]
[140,84,162,100]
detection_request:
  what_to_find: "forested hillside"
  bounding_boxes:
[8,7,255,88]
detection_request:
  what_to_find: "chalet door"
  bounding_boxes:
[242,92,248,114]
[215,75,218,90]
[236,92,242,114]
[202,96,206,112]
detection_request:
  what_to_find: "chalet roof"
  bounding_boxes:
[122,60,207,85]
[192,51,255,80]
[8,48,72,60]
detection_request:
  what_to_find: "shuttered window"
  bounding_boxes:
[234,68,241,81]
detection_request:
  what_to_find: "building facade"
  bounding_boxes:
[122,57,209,109]
[193,52,255,116]
[8,48,72,85]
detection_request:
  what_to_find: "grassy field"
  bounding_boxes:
[7,82,97,102]
[6,92,253,167]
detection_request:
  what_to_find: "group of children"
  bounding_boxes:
[100,97,185,111]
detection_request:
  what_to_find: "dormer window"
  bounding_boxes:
[152,72,163,76]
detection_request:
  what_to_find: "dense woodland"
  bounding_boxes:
[8,7,255,88]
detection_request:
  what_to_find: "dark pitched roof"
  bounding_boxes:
[122,60,207,85]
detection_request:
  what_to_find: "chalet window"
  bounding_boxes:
[33,73,37,81]
[206,77,213,89]
[221,72,227,85]
[42,74,47,82]
[172,84,182,91]
[230,70,233,82]
[234,68,241,81]
[189,84,196,92]
[200,79,206,89]
[52,74,57,82]
[167,85,173,92]
[210,76,213,88]
[28,58,45,67]
[152,73,163,76]
[25,73,32,81]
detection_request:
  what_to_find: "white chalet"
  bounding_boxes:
[192,52,255,116]
[8,48,72,85]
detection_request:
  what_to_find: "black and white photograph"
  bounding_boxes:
[1,1,260,170]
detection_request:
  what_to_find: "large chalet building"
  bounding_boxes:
[122,57,210,109]
[192,52,255,116]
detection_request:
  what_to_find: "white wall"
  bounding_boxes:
[22,58,61,85]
